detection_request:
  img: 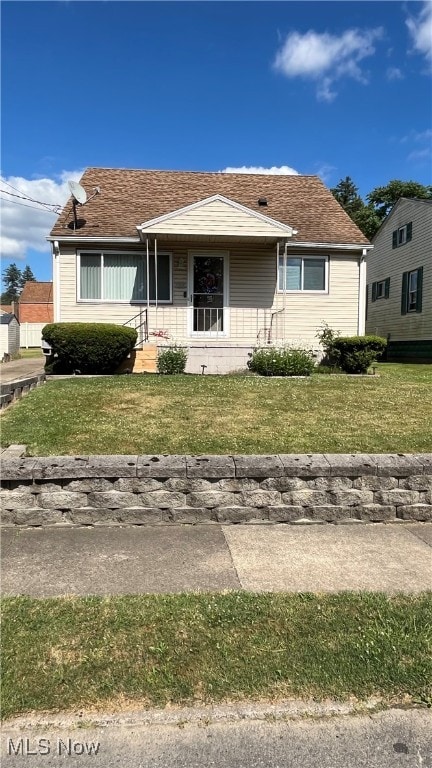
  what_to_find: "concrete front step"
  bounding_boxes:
[117,345,158,374]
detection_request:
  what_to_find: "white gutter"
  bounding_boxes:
[53,240,60,322]
[287,241,374,251]
[46,236,140,243]
[358,248,367,335]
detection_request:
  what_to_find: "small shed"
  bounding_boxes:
[0,313,20,360]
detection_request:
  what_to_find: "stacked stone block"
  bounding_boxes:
[1,454,431,526]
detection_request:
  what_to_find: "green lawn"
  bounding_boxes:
[17,347,44,359]
[2,592,431,718]
[1,364,431,455]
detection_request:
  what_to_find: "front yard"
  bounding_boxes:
[1,364,431,455]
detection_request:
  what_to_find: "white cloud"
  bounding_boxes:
[273,27,384,101]
[220,165,299,175]
[386,66,404,80]
[408,147,432,163]
[313,163,337,183]
[0,170,83,258]
[406,2,432,60]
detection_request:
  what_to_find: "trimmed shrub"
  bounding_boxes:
[247,346,315,377]
[42,323,137,374]
[331,335,387,374]
[157,344,188,374]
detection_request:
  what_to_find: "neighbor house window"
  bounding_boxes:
[392,222,412,249]
[401,267,423,315]
[278,256,328,292]
[371,278,390,301]
[78,251,171,302]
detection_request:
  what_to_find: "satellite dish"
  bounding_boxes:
[68,180,87,205]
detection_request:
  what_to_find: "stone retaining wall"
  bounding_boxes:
[1,454,431,527]
[0,374,46,410]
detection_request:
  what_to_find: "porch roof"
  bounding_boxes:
[50,168,370,246]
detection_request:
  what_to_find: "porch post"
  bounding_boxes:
[154,236,158,311]
[146,235,150,335]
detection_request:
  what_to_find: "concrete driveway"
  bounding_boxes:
[1,356,44,383]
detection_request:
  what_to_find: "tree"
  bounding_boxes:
[367,180,432,221]
[330,176,364,218]
[350,204,381,241]
[1,263,22,303]
[331,176,432,241]
[19,265,36,289]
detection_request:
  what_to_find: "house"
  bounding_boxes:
[48,168,371,373]
[0,313,20,361]
[17,281,53,349]
[19,281,53,323]
[366,198,432,362]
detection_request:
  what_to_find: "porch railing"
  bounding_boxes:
[123,306,289,347]
[123,309,148,347]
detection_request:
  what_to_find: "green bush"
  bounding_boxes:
[42,323,137,375]
[331,335,387,374]
[247,346,315,377]
[157,344,188,374]
[316,321,341,366]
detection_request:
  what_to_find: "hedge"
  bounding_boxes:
[42,323,137,375]
[331,335,387,374]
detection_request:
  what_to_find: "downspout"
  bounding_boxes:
[53,240,60,322]
[358,248,367,335]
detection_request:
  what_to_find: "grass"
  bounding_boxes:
[2,592,431,719]
[1,363,431,455]
[17,347,44,359]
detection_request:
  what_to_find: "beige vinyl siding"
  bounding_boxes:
[144,199,290,237]
[366,200,432,341]
[58,242,359,347]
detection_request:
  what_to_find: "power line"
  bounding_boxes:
[0,179,63,212]
[0,188,59,213]
[0,194,60,214]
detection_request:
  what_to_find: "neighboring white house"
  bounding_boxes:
[48,167,371,373]
[366,198,432,362]
[0,313,20,360]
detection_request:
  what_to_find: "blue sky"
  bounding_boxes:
[1,1,431,285]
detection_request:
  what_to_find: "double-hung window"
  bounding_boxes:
[278,255,328,292]
[392,222,412,248]
[401,267,423,315]
[371,277,390,301]
[78,251,172,302]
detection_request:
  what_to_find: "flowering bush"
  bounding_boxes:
[247,346,315,376]
[157,344,188,374]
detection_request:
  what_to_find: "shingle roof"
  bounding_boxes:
[50,168,370,245]
[19,281,53,304]
[0,313,16,324]
[0,305,12,314]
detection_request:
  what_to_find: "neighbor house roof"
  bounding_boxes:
[0,304,12,314]
[50,168,370,245]
[0,313,17,324]
[19,281,53,304]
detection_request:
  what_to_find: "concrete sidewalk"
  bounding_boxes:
[2,523,431,596]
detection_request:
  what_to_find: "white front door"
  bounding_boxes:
[188,251,229,337]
